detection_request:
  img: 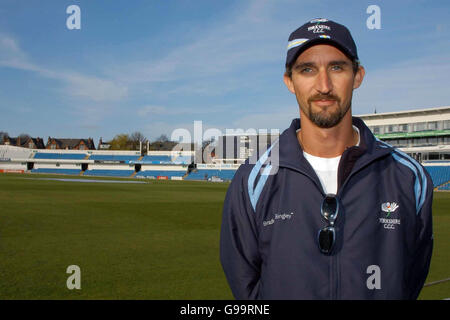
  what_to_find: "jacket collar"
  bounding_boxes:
[277,116,391,173]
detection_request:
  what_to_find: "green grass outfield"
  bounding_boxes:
[0,173,448,300]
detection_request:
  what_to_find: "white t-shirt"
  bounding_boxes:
[303,152,341,195]
[301,126,360,195]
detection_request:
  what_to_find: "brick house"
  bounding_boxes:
[2,136,45,149]
[46,137,96,150]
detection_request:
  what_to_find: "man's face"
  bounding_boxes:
[284,44,365,128]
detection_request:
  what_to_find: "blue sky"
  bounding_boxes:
[1,0,449,143]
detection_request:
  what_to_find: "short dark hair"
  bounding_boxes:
[285,58,360,78]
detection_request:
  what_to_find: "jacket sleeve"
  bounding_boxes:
[407,169,434,300]
[220,168,262,299]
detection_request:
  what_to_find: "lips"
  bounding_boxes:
[312,99,337,107]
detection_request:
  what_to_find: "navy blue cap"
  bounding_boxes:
[286,18,359,67]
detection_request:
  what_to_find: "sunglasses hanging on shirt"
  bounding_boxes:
[318,194,339,255]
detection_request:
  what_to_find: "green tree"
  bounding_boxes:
[109,134,131,150]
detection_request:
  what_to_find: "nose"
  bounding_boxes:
[315,69,333,94]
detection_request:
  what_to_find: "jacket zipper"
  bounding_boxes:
[332,151,391,299]
[280,164,340,299]
[281,149,391,300]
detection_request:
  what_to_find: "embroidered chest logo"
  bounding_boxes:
[379,202,400,230]
[381,202,399,217]
[263,212,294,227]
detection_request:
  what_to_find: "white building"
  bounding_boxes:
[214,106,450,164]
[357,106,450,162]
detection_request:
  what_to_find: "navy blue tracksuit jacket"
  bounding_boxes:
[220,117,433,299]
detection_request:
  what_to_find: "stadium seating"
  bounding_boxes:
[438,183,450,191]
[141,155,172,163]
[424,166,450,188]
[33,153,87,160]
[135,170,187,178]
[88,155,140,162]
[31,168,81,175]
[0,145,33,159]
[184,169,236,181]
[173,156,193,164]
[83,169,135,177]
[138,155,192,164]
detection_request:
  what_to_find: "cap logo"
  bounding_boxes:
[287,38,309,50]
[285,19,358,66]
[310,18,328,23]
[307,24,331,33]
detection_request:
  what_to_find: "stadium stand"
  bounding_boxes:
[88,155,140,162]
[174,155,193,164]
[84,170,135,177]
[424,166,450,189]
[33,153,87,160]
[141,155,171,163]
[0,145,33,160]
[136,170,187,178]
[439,183,450,190]
[139,155,192,164]
[184,169,236,181]
[31,168,81,175]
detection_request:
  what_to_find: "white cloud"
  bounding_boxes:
[63,73,128,102]
[0,33,128,103]
[354,55,450,114]
[104,0,286,90]
[0,33,40,72]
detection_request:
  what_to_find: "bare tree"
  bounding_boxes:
[130,131,147,143]
[155,134,169,143]
[129,131,147,150]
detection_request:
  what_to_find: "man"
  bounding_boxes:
[220,18,433,299]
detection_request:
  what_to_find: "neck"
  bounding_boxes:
[298,110,358,158]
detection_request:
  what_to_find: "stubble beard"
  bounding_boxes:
[301,94,352,129]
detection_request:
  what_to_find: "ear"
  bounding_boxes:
[353,65,365,89]
[283,72,296,94]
